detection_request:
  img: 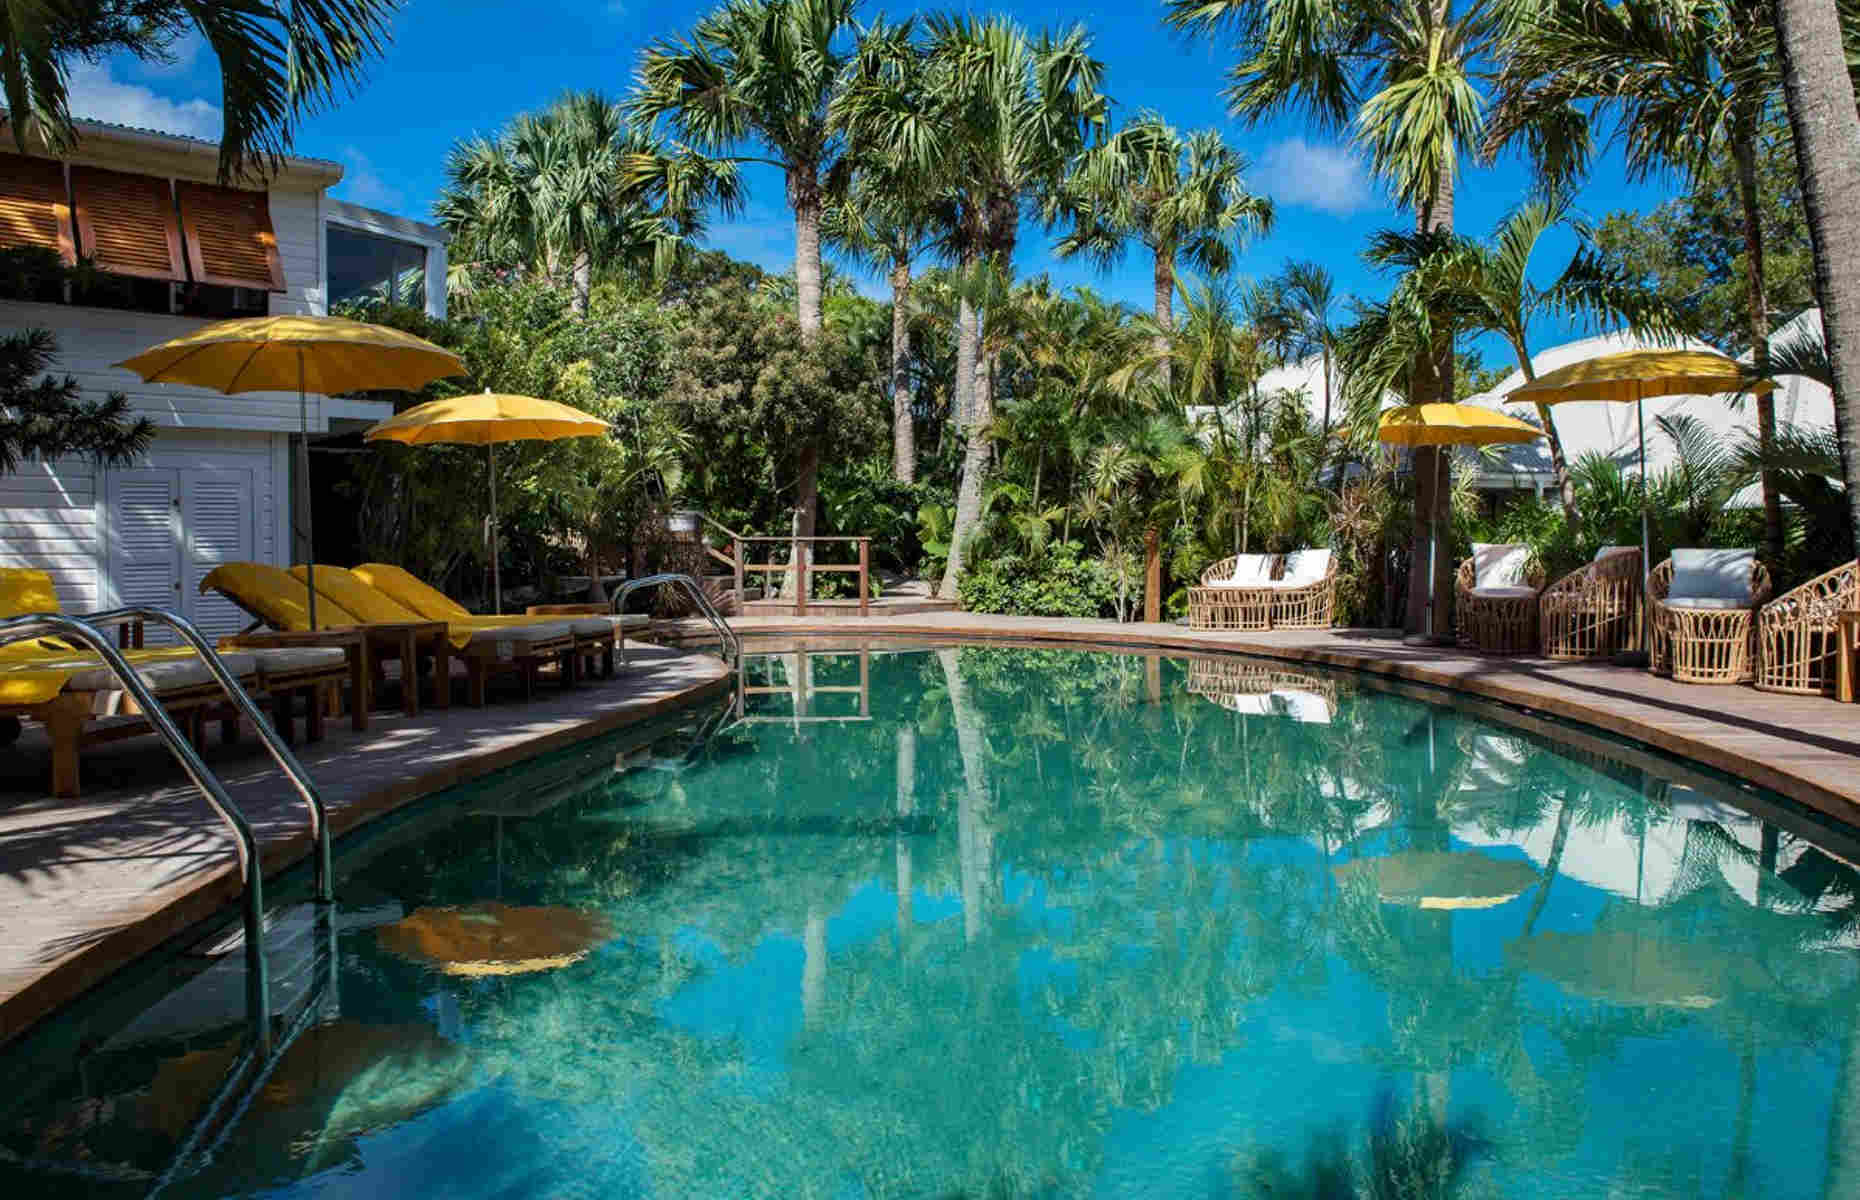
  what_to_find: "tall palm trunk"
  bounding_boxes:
[1153,243,1176,392]
[938,649,994,944]
[1512,344,1578,519]
[939,288,986,600]
[571,250,592,316]
[1731,113,1786,566]
[889,259,915,483]
[1405,158,1456,637]
[790,169,825,569]
[1770,0,1860,557]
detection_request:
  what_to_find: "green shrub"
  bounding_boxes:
[958,544,1119,618]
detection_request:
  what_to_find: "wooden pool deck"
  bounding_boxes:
[0,643,731,1047]
[665,612,1860,826]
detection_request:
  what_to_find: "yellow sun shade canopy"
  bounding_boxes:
[363,392,610,446]
[1506,349,1774,406]
[1376,403,1544,448]
[114,315,465,395]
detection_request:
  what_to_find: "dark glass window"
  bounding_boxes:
[327,224,427,308]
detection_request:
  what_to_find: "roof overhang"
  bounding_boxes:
[0,114,344,188]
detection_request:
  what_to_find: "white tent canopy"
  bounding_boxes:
[1460,318,1837,505]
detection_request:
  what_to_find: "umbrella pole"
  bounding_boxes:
[300,355,316,630]
[488,443,501,615]
[1616,400,1654,667]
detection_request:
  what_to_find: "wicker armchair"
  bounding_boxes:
[1269,549,1338,630]
[1540,547,1644,661]
[1185,659,1338,719]
[1650,554,1774,684]
[1455,546,1545,655]
[1756,559,1859,695]
[1187,554,1276,631]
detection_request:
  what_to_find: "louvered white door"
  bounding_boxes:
[181,469,254,640]
[107,470,181,642]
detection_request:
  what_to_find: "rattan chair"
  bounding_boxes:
[1540,547,1644,661]
[1650,553,1774,684]
[1755,559,1858,695]
[1185,659,1338,718]
[1455,546,1545,655]
[1268,549,1338,630]
[1187,554,1277,631]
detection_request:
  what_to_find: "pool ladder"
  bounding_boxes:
[0,607,334,1057]
[612,572,741,666]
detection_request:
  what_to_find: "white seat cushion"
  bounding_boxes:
[1471,586,1538,599]
[1214,553,1274,588]
[1594,545,1638,562]
[569,618,620,638]
[1273,548,1332,587]
[1670,548,1753,604]
[462,623,574,656]
[1667,597,1750,611]
[66,652,257,694]
[252,647,349,676]
[1472,543,1531,589]
[1270,689,1333,724]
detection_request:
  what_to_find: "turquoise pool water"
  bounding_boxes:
[4,645,1859,1198]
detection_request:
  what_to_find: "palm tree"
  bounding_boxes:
[634,0,859,545]
[436,92,738,315]
[1262,262,1344,454]
[1056,116,1273,389]
[1,1,396,179]
[836,15,1107,599]
[1166,0,1501,634]
[1768,0,1860,558]
[1490,0,1795,564]
[824,19,942,484]
[1398,194,1682,517]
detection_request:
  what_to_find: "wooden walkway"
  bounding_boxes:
[0,644,731,1047]
[665,612,1860,826]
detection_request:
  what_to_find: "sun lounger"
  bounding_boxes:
[0,568,349,797]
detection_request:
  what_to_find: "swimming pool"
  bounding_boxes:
[4,644,1858,1198]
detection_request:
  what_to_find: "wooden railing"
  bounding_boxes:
[698,515,871,616]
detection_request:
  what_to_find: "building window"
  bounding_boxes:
[327,224,426,309]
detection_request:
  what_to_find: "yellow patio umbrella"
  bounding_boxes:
[116,315,467,626]
[364,391,609,612]
[1506,349,1775,656]
[1334,850,1543,910]
[1377,404,1544,638]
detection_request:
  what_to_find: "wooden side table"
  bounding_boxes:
[223,628,369,731]
[333,622,450,716]
[1837,610,1860,703]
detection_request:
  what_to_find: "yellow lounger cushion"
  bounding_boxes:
[288,564,427,625]
[0,646,236,707]
[201,563,363,633]
[351,563,472,621]
[0,567,62,619]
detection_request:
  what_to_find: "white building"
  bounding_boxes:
[0,118,448,638]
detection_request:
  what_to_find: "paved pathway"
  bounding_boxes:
[665,612,1860,825]
[0,644,730,1046]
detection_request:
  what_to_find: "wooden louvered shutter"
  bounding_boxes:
[0,153,76,263]
[70,166,184,281]
[176,182,285,291]
[181,469,255,639]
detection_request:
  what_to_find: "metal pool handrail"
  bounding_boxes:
[0,611,273,1053]
[88,606,333,903]
[613,573,740,665]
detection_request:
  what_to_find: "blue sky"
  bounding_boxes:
[71,0,1681,367]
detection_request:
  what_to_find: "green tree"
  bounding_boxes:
[634,0,860,549]
[1492,0,1797,565]
[0,328,151,476]
[436,91,739,315]
[1056,115,1273,389]
[1167,0,1504,634]
[836,15,1107,599]
[1,0,396,179]
[1261,261,1344,456]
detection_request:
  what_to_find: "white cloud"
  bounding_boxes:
[1257,138,1377,218]
[334,147,404,210]
[65,59,220,140]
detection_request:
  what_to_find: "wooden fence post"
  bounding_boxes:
[859,538,871,617]
[793,538,807,617]
[733,537,745,612]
